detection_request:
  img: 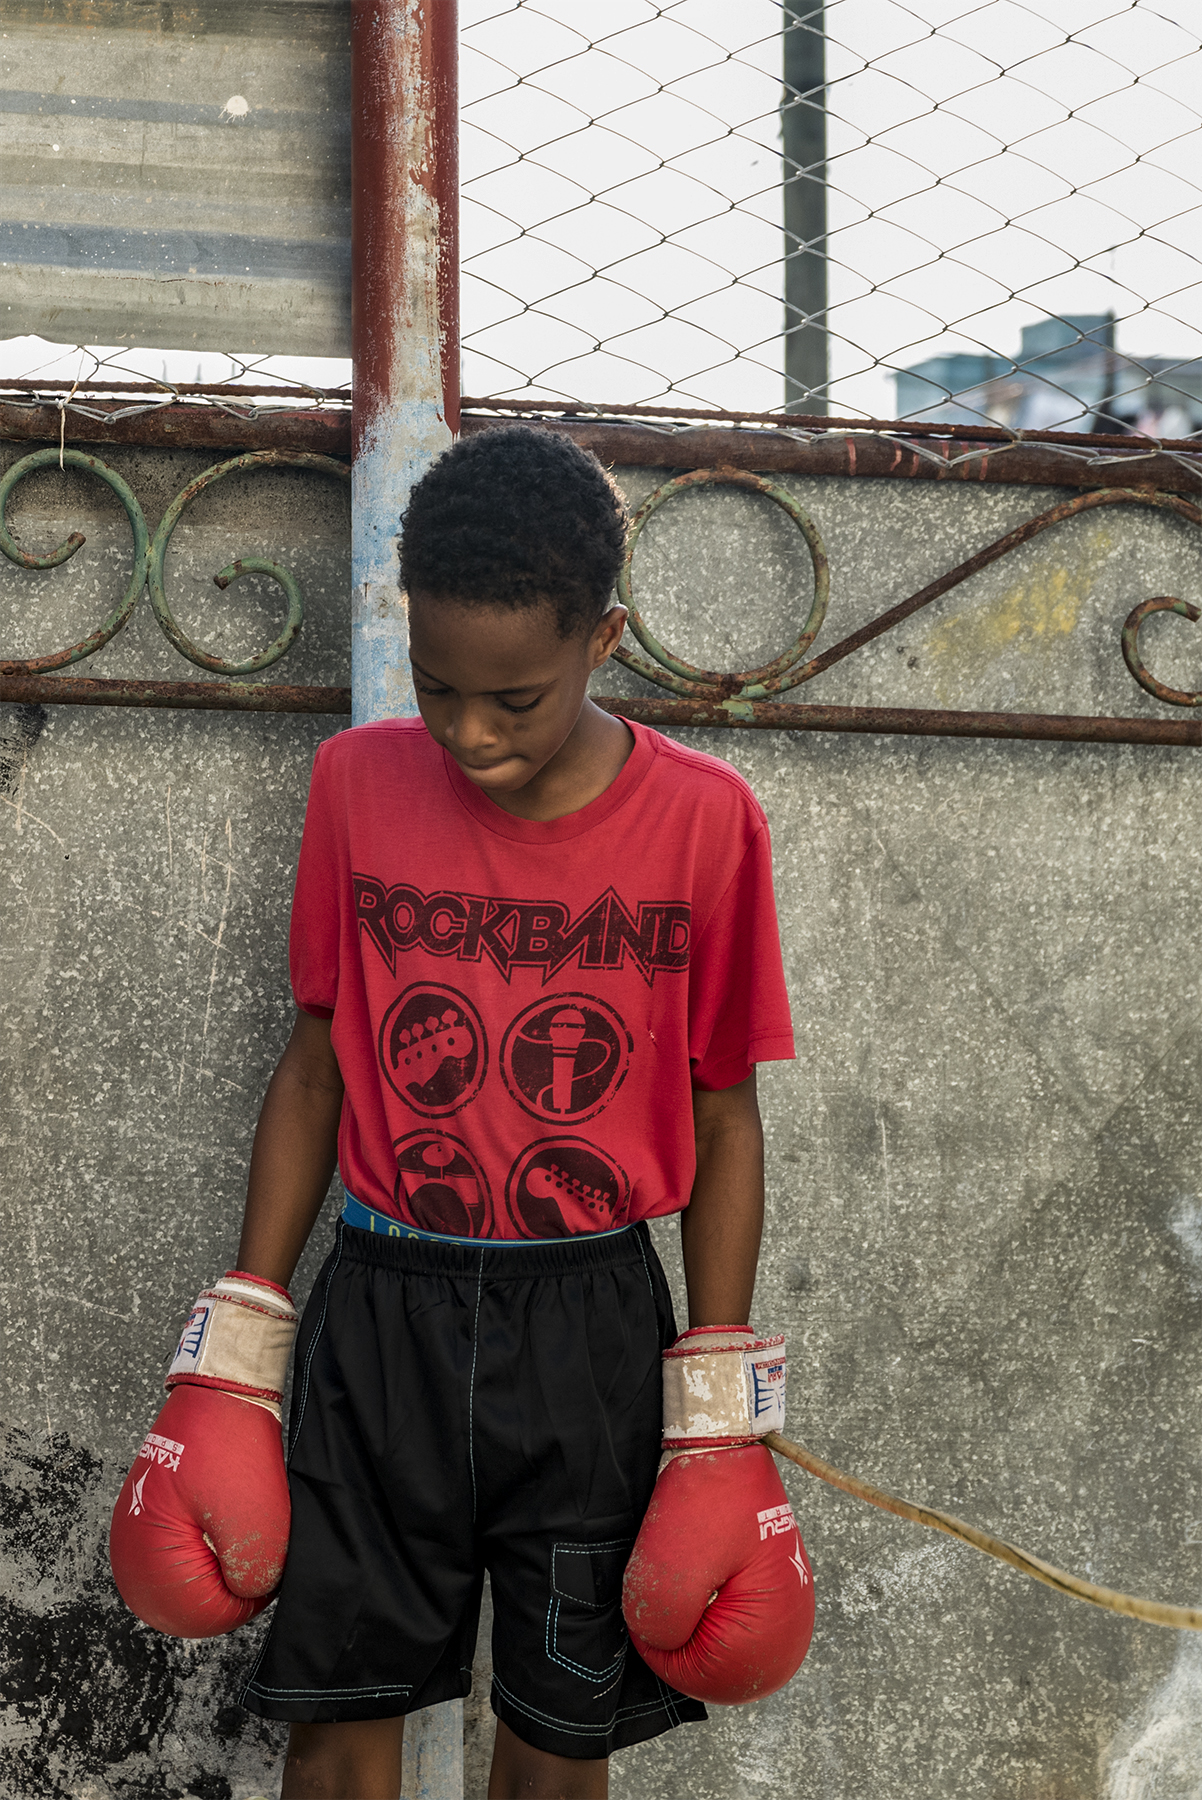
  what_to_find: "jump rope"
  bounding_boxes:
[413,1011,1199,1629]
[762,1429,1202,1631]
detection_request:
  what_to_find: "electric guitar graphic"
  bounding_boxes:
[524,1161,621,1231]
[391,1008,476,1092]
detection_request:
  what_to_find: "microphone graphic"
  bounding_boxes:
[547,1007,587,1114]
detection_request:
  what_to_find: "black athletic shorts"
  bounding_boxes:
[240,1218,707,1758]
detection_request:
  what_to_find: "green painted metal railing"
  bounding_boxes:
[3,450,1202,745]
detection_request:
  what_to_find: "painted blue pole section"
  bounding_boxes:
[402,1694,466,1799]
[351,394,451,726]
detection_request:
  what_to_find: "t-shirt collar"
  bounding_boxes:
[440,717,655,843]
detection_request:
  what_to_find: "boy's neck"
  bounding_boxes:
[478,702,634,823]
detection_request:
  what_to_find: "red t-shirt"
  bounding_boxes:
[290,717,794,1239]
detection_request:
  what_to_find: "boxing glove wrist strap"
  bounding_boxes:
[166,1271,298,1416]
[661,1325,786,1448]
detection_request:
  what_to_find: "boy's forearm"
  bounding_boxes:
[680,1073,765,1328]
[236,1010,344,1289]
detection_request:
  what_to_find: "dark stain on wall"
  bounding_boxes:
[0,1423,285,1799]
[0,703,47,798]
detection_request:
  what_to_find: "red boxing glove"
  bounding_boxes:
[624,1444,813,1704]
[623,1326,814,1705]
[109,1271,298,1639]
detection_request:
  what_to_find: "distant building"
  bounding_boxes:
[894,315,1202,438]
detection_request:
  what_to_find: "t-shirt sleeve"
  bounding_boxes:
[289,748,341,1019]
[688,820,795,1090]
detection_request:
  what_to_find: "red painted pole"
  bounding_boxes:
[351,0,459,726]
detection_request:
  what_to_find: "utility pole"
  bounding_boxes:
[350,3,461,1784]
[783,2,828,414]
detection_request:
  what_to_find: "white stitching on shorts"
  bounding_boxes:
[468,1255,484,1521]
[634,1228,656,1302]
[288,1221,345,1461]
[545,1539,632,1683]
[549,1539,632,1607]
[490,1672,674,1736]
[243,1678,413,1700]
[544,1595,628,1686]
[655,1673,684,1725]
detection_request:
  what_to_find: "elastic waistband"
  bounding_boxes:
[337,1197,650,1278]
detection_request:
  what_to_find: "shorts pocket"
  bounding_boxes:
[546,1539,632,1687]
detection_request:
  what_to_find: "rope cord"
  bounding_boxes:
[763,1430,1202,1632]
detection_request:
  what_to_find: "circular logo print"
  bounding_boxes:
[503,1138,630,1238]
[379,983,486,1116]
[500,994,632,1125]
[394,1131,493,1236]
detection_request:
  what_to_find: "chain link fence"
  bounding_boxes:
[1,1,1201,439]
[0,342,350,434]
[459,0,1202,436]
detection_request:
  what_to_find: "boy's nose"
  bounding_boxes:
[444,700,499,756]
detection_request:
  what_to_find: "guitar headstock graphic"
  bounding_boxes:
[524,1161,620,1229]
[392,1009,476,1089]
[379,984,489,1118]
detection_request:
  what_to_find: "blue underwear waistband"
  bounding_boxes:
[340,1192,633,1249]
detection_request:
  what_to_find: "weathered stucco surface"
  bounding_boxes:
[3,444,1202,1798]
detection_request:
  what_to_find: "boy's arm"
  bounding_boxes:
[109,1009,340,1639]
[680,1072,764,1327]
[236,1008,345,1288]
[627,1072,813,1704]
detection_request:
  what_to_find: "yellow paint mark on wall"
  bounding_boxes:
[925,525,1114,698]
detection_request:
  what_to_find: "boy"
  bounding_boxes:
[110,427,810,1799]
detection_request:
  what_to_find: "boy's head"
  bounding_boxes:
[400,424,628,638]
[399,426,631,800]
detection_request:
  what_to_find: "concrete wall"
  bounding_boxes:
[4,443,1202,1799]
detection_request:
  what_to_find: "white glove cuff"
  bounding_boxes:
[166,1271,299,1413]
[661,1326,786,1447]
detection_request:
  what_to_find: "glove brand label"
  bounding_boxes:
[757,1501,798,1541]
[175,1303,211,1363]
[747,1352,786,1432]
[135,1431,184,1475]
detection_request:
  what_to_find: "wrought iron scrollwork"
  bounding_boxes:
[1120,596,1202,707]
[618,473,1202,718]
[0,447,349,680]
[0,448,150,673]
[614,467,830,706]
[3,450,1202,743]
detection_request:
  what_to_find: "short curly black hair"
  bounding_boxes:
[399,425,628,637]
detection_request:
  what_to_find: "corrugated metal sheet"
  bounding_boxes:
[0,0,350,354]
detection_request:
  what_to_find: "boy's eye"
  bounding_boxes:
[498,695,542,715]
[415,681,452,697]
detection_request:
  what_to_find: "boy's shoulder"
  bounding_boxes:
[318,717,429,755]
[638,725,768,828]
[314,717,433,779]
[311,716,767,836]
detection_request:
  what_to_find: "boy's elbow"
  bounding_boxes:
[281,1009,344,1096]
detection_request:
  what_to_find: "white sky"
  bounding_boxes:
[458,0,1202,418]
[5,0,1201,423]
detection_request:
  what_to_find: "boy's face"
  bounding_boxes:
[406,594,627,797]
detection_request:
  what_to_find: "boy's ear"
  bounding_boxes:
[591,605,628,668]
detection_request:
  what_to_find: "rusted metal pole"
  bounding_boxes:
[0,675,350,713]
[351,0,459,728]
[350,3,463,1793]
[594,694,1202,748]
[4,676,1198,748]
